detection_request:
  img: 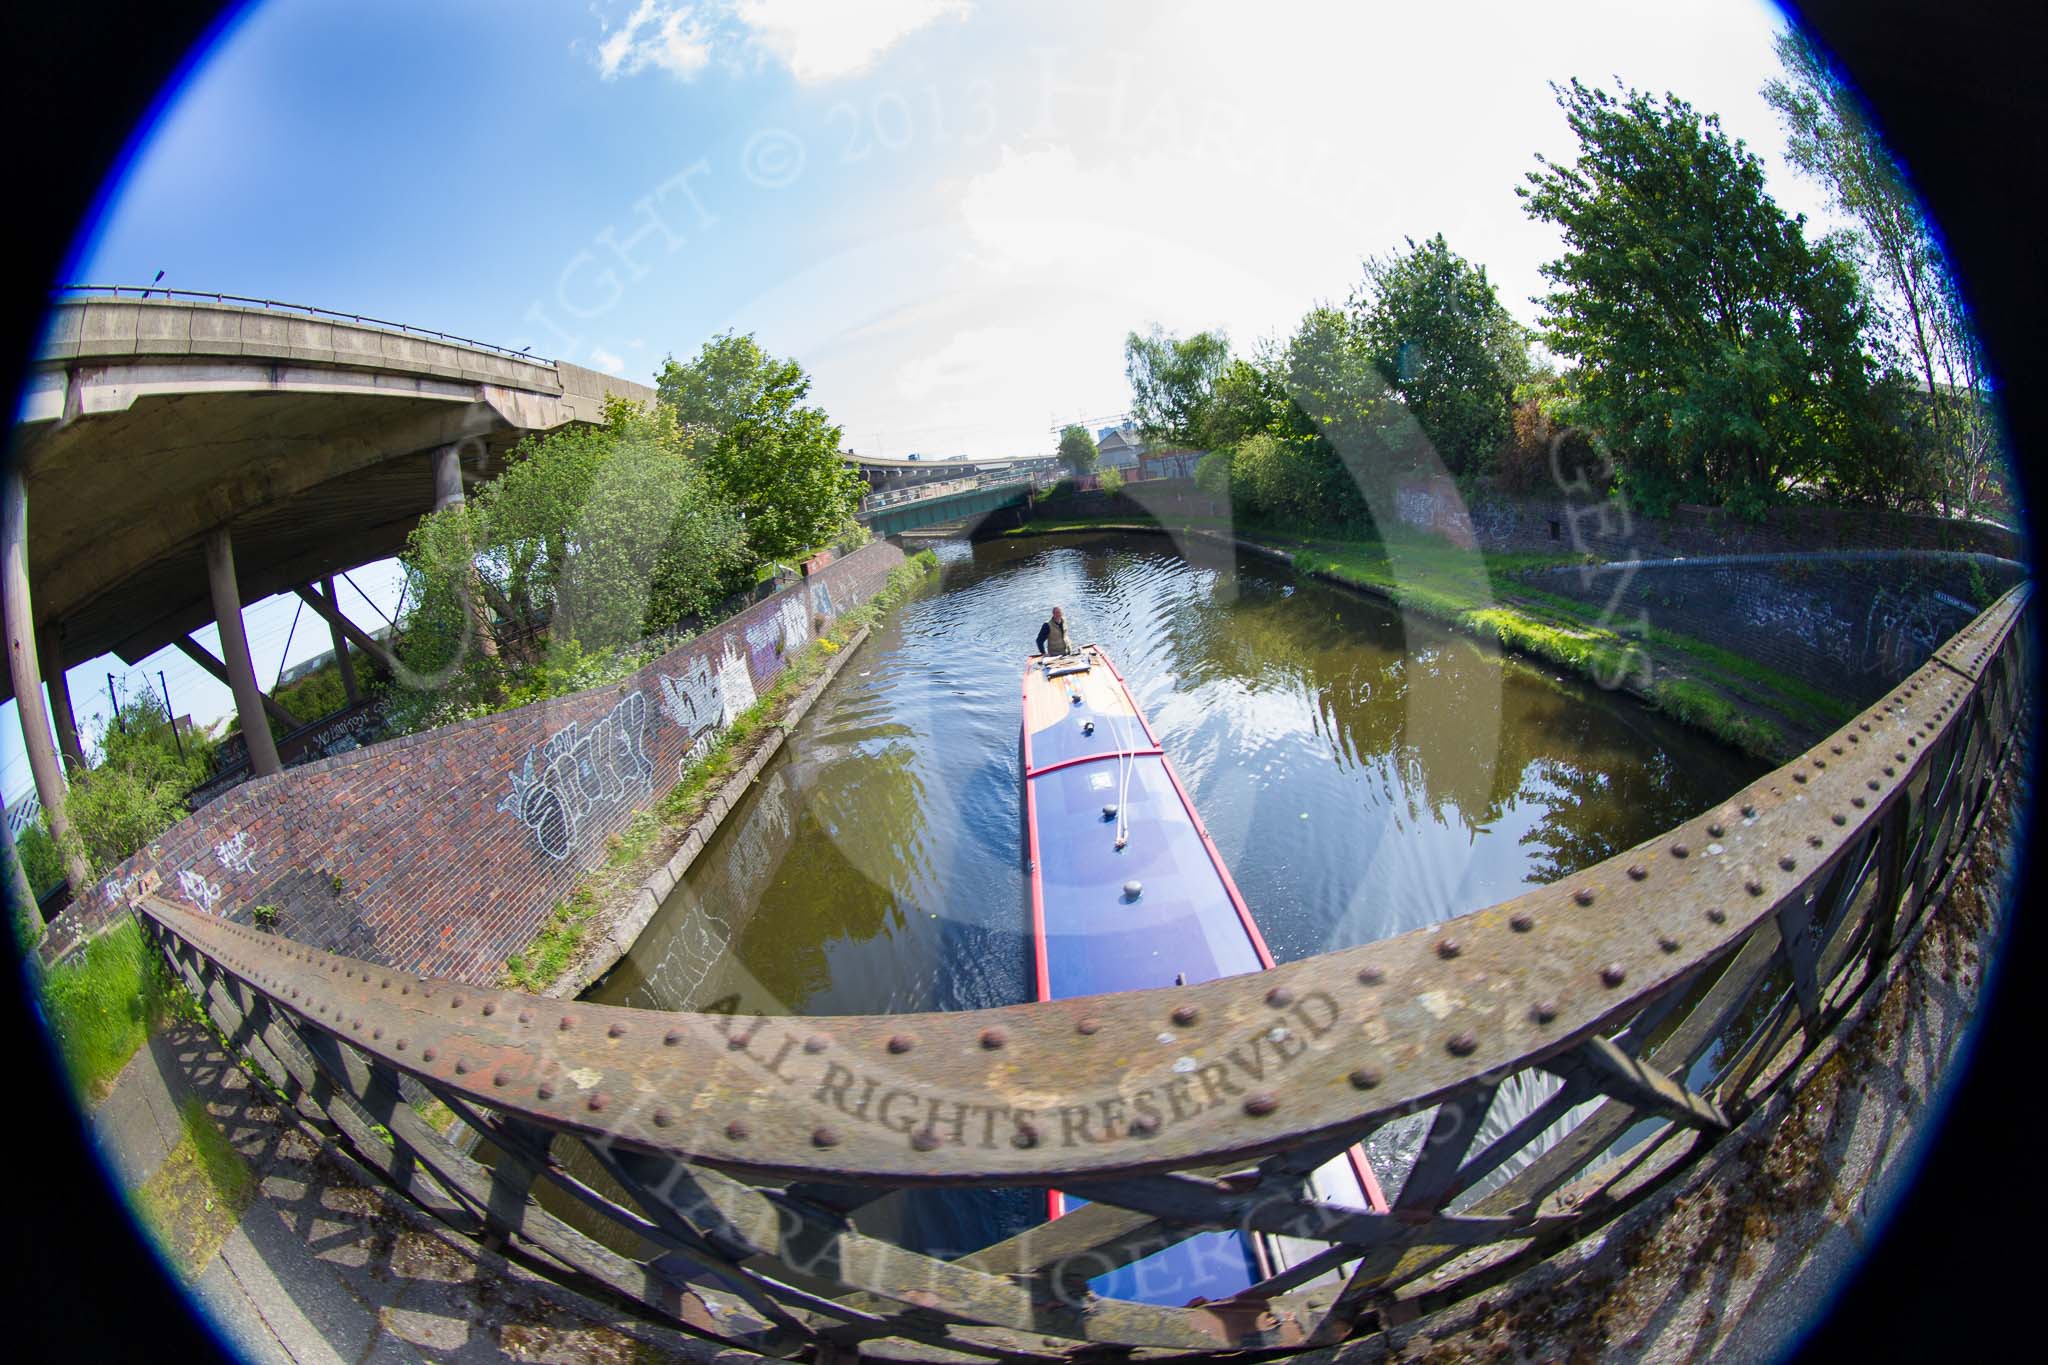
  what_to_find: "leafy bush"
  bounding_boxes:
[1497,396,1607,496]
[66,690,216,874]
[1194,448,1234,498]
[1098,466,1126,495]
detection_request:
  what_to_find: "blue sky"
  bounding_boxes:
[10,0,1834,805]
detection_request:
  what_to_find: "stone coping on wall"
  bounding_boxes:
[544,622,877,1001]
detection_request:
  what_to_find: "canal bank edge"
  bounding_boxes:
[546,619,878,1001]
[997,517,2022,762]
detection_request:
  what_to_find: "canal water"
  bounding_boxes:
[580,531,1765,1258]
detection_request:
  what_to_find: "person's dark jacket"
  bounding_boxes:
[1036,616,1071,655]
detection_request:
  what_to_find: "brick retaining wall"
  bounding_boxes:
[64,541,908,982]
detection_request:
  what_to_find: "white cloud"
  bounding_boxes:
[589,0,966,84]
[734,0,969,83]
[593,1,711,81]
[589,345,627,373]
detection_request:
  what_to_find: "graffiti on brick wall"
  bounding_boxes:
[1861,586,1947,679]
[658,640,759,766]
[1393,479,1477,548]
[214,830,257,874]
[810,580,836,619]
[178,868,222,915]
[743,597,812,681]
[102,871,143,907]
[498,691,654,861]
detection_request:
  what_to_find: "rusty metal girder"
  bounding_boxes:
[122,581,2032,1358]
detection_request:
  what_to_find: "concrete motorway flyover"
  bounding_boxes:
[3,291,652,876]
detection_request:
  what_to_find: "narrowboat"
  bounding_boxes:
[1021,643,1386,1304]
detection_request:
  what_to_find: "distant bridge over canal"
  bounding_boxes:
[859,478,1031,535]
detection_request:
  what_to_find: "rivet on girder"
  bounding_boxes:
[888,1033,915,1054]
[1532,1001,1557,1024]
[1659,936,1680,953]
[652,1107,672,1127]
[1708,907,1728,923]
[1832,813,1846,825]
[1077,1018,1102,1035]
[981,1027,1007,1049]
[1793,772,1807,784]
[1626,865,1647,882]
[1742,804,1758,817]
[804,1033,833,1053]
[725,1120,749,1141]
[1600,964,1627,987]
[812,1126,840,1148]
[1779,855,1798,871]
[1573,888,1595,906]
[1013,1123,1040,1149]
[1436,938,1461,959]
[537,1084,554,1100]
[1511,911,1536,931]
[1243,1092,1280,1116]
[1265,986,1294,1007]
[1130,1112,1160,1136]
[608,1021,628,1038]
[1357,965,1385,986]
[1746,878,1765,895]
[1349,1065,1383,1089]
[451,995,464,1008]
[587,1093,606,1113]
[664,1029,683,1045]
[1852,796,1867,808]
[912,1128,942,1151]
[422,1047,437,1062]
[1671,843,1690,858]
[1446,1032,1478,1056]
[1171,1004,1200,1026]
[1707,823,1724,838]
[560,1015,576,1031]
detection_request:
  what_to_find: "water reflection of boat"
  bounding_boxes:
[1021,644,1387,1305]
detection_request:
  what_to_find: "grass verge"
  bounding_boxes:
[36,916,202,1104]
[132,1097,256,1279]
[497,550,941,991]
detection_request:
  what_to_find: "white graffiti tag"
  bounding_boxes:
[659,642,759,764]
[178,868,223,915]
[498,691,654,861]
[214,831,257,874]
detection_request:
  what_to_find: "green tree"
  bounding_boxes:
[1352,234,1534,475]
[1124,327,1232,446]
[393,398,747,723]
[1763,30,2005,519]
[657,332,867,563]
[1520,79,1909,516]
[62,689,215,874]
[1055,423,1099,475]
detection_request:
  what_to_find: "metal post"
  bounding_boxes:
[324,576,360,704]
[158,670,183,757]
[107,672,125,734]
[205,526,284,777]
[1,469,90,889]
[36,622,86,772]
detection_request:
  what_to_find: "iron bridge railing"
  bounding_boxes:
[130,584,2032,1362]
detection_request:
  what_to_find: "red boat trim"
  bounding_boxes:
[1093,649,1279,973]
[1022,673,1052,1004]
[1024,747,1165,780]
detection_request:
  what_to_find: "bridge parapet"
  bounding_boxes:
[129,584,2031,1360]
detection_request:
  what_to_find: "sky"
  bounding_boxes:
[7,0,1844,807]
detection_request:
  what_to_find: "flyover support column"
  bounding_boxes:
[430,445,499,665]
[2,469,90,889]
[37,623,86,773]
[205,527,283,778]
[322,576,360,703]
